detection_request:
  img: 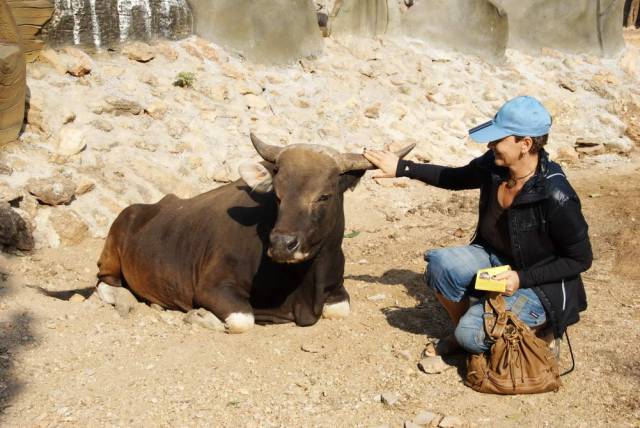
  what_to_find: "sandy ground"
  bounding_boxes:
[1,29,640,428]
[1,153,639,427]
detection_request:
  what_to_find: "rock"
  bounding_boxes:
[69,293,86,303]
[364,104,381,119]
[190,0,323,64]
[42,0,192,48]
[5,0,54,62]
[18,192,38,219]
[438,416,464,428]
[145,101,168,119]
[101,96,143,115]
[300,343,323,353]
[113,287,138,317]
[413,411,439,426]
[0,163,13,175]
[367,293,386,301]
[75,179,95,196]
[558,80,576,92]
[157,42,179,62]
[56,126,87,156]
[604,138,634,154]
[63,47,92,77]
[150,303,164,311]
[418,356,452,374]
[91,119,114,132]
[330,0,388,37]
[555,147,580,163]
[619,48,639,77]
[0,11,26,145]
[49,208,88,245]
[0,205,34,250]
[184,308,225,331]
[380,392,400,406]
[0,183,21,203]
[575,138,606,156]
[404,422,422,428]
[395,349,412,361]
[26,176,76,206]
[122,42,155,62]
[38,48,67,74]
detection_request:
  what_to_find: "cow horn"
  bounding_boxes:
[338,142,416,173]
[250,133,283,163]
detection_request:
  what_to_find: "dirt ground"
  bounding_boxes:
[1,149,639,427]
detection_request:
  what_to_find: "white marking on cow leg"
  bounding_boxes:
[225,312,255,334]
[322,300,350,319]
[96,282,118,305]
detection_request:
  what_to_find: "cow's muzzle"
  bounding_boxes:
[269,232,306,263]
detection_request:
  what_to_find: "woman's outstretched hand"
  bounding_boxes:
[363,144,400,181]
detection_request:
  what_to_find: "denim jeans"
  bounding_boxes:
[425,244,547,353]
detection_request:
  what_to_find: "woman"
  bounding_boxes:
[364,96,592,367]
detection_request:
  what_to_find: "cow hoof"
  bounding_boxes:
[322,300,350,319]
[96,282,117,305]
[225,312,255,334]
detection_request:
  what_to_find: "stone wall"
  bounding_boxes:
[189,0,323,64]
[42,0,193,48]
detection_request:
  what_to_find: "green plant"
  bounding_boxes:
[173,71,196,88]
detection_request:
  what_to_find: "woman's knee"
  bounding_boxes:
[455,305,491,354]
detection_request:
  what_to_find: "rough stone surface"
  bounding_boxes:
[123,42,155,63]
[56,126,87,156]
[402,0,508,61]
[0,0,27,145]
[190,0,323,64]
[49,208,89,245]
[26,176,76,206]
[438,415,464,428]
[494,0,625,57]
[330,0,389,37]
[6,0,54,61]
[0,205,34,250]
[42,0,193,48]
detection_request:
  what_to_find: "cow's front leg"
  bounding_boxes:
[195,283,254,334]
[322,284,351,320]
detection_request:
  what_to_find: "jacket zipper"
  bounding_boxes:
[561,279,566,311]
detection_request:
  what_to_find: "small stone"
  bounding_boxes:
[184,308,225,332]
[157,42,179,62]
[0,163,13,175]
[396,349,412,361]
[69,294,86,303]
[56,126,87,156]
[438,416,464,428]
[604,138,634,154]
[91,119,114,132]
[26,176,76,206]
[380,392,399,406]
[413,411,439,426]
[558,80,576,92]
[301,343,322,353]
[49,209,89,245]
[405,422,421,428]
[122,42,155,62]
[75,179,95,196]
[114,287,138,317]
[103,97,143,116]
[0,183,21,203]
[364,104,381,119]
[555,147,580,163]
[145,101,168,119]
[39,49,67,74]
[63,47,93,77]
[150,303,164,312]
[367,293,386,301]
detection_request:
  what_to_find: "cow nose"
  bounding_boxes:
[271,233,300,253]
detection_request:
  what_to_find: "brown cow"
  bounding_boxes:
[96,134,414,332]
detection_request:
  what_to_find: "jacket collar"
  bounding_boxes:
[485,150,551,206]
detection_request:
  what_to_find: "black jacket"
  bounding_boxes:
[397,150,592,338]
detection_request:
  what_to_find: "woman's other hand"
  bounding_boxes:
[363,144,400,180]
[493,270,520,296]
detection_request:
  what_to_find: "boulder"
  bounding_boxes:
[26,176,76,206]
[0,204,34,250]
[330,0,389,37]
[402,0,508,61]
[189,0,323,64]
[0,0,27,145]
[42,0,192,48]
[6,0,54,61]
[494,0,625,57]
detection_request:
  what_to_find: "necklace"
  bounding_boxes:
[505,168,535,189]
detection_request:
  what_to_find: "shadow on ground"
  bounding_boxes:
[0,262,35,417]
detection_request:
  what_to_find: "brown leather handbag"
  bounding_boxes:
[465,294,562,394]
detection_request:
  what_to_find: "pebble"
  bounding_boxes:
[69,293,86,303]
[438,416,464,428]
[367,293,387,301]
[184,308,225,332]
[413,411,439,426]
[380,391,399,406]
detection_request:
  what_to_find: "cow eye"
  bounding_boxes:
[316,194,331,202]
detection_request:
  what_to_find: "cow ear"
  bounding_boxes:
[239,161,273,193]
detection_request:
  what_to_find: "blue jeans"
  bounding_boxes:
[425,244,547,353]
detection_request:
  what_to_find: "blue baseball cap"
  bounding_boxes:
[468,96,552,143]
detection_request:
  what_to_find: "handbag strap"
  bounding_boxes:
[484,292,508,340]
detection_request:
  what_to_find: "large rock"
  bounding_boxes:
[402,0,508,61]
[0,0,27,145]
[330,0,389,37]
[494,0,625,57]
[189,0,323,64]
[0,204,34,251]
[6,0,54,61]
[41,0,192,48]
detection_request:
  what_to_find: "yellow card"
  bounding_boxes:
[475,265,511,292]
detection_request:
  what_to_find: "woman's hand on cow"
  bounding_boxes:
[363,145,400,181]
[493,270,520,297]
